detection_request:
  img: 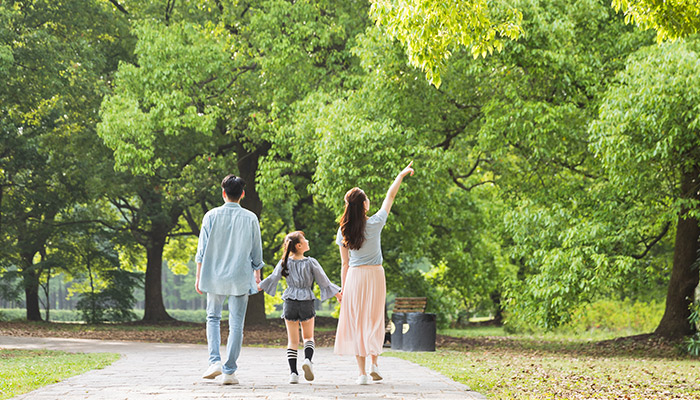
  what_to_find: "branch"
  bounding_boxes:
[165,0,176,24]
[203,63,258,101]
[263,224,287,255]
[432,112,481,150]
[167,231,198,237]
[551,158,598,179]
[631,222,671,259]
[108,0,129,15]
[448,160,493,192]
[183,208,201,237]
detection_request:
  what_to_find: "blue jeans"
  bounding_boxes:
[206,293,249,375]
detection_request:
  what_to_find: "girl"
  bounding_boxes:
[259,231,341,384]
[333,161,414,385]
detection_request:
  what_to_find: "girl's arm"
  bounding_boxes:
[258,262,283,296]
[310,258,341,301]
[381,161,415,215]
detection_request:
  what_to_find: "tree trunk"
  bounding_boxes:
[238,143,269,325]
[655,168,700,339]
[22,254,42,321]
[142,231,174,322]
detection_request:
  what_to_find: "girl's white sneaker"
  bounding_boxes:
[370,364,383,381]
[289,372,299,384]
[302,359,315,381]
[356,374,370,385]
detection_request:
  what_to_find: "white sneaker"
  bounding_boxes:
[289,372,299,384]
[356,374,370,385]
[370,364,383,381]
[202,361,222,379]
[302,358,315,381]
[222,373,239,385]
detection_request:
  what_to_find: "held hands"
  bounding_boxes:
[254,269,261,284]
[335,291,343,302]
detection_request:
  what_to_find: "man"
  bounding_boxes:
[195,175,264,385]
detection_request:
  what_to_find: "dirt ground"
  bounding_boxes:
[0,318,683,360]
[0,317,478,349]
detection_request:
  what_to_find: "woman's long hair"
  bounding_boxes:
[280,231,305,277]
[340,188,367,250]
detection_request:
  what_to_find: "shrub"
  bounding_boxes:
[77,269,142,323]
[684,301,700,357]
[503,298,664,335]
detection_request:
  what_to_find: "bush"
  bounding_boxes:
[504,298,664,335]
[77,269,142,323]
[684,301,700,357]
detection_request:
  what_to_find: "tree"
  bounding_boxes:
[98,18,252,321]
[611,0,700,41]
[590,39,700,338]
[0,0,129,320]
[368,0,523,87]
[98,0,370,323]
[369,0,700,87]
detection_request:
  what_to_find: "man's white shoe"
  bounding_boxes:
[370,363,383,381]
[202,362,222,379]
[289,372,299,384]
[301,358,315,381]
[356,374,370,385]
[222,373,239,385]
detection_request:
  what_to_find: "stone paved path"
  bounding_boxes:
[1,336,485,399]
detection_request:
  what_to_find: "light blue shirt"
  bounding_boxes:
[195,202,264,295]
[336,209,388,267]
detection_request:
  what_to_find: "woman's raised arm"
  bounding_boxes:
[380,161,415,215]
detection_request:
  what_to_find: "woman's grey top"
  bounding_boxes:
[259,257,340,301]
[335,209,388,267]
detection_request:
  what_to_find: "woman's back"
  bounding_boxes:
[336,209,388,267]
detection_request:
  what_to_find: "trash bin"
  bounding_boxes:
[402,312,436,352]
[390,312,406,350]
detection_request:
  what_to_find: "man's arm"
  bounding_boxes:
[194,213,209,294]
[250,218,264,272]
[195,262,203,294]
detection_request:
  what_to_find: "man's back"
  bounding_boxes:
[196,202,264,295]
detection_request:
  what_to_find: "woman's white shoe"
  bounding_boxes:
[356,374,370,385]
[370,364,383,381]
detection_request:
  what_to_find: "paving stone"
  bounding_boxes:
[1,335,486,399]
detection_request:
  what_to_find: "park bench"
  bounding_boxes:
[392,297,427,313]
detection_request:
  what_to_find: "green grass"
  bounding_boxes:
[438,325,658,342]
[0,349,119,400]
[438,326,505,337]
[386,338,700,399]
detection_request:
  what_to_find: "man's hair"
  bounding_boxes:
[221,175,245,201]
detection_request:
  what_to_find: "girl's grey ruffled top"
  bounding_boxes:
[259,257,340,301]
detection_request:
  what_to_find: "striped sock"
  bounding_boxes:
[304,340,315,361]
[287,349,298,374]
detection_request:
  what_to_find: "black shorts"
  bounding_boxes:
[282,299,316,322]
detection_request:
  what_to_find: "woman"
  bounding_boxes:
[333,161,415,385]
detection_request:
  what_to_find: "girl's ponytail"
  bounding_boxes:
[280,231,305,277]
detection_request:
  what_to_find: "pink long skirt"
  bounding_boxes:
[334,265,386,357]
